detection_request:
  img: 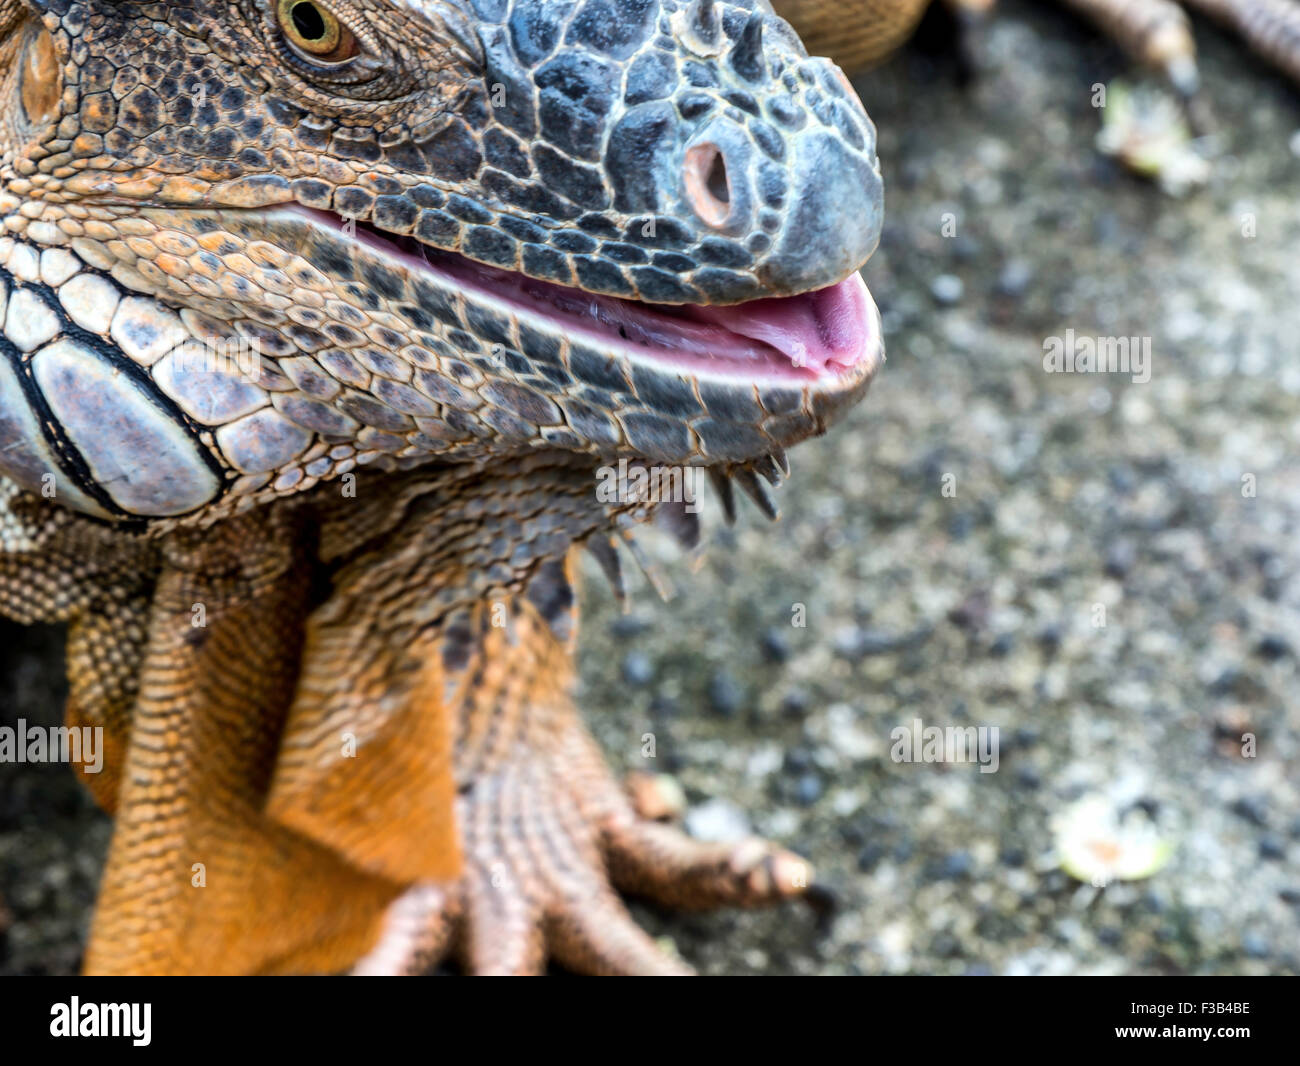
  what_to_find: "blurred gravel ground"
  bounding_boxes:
[3,0,1299,975]
[582,2,1300,975]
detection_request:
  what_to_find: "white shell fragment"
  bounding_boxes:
[1096,81,1211,198]
[1053,795,1174,887]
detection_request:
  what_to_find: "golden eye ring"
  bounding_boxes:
[276,0,360,64]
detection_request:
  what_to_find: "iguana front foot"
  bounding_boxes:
[355,719,813,976]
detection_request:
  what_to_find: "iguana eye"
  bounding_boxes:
[276,0,359,64]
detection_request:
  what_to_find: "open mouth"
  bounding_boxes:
[277,206,880,387]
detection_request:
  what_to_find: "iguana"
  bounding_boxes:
[4,0,1291,978]
[0,0,883,975]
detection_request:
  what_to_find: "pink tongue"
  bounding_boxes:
[682,273,871,372]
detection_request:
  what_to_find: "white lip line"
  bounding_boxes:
[263,204,880,389]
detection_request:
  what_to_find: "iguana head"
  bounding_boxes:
[0,0,883,524]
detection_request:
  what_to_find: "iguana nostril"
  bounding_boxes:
[684,142,732,229]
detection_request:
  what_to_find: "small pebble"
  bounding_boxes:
[1255,634,1292,661]
[1208,667,1242,696]
[952,236,982,263]
[1107,465,1137,494]
[1013,726,1041,749]
[1241,932,1271,960]
[621,651,654,686]
[1105,540,1136,578]
[1015,766,1042,790]
[833,626,903,659]
[795,773,823,806]
[760,627,791,663]
[857,843,887,872]
[1231,795,1269,828]
[783,747,814,774]
[940,850,974,880]
[649,693,679,719]
[780,688,810,717]
[708,670,744,717]
[996,259,1033,297]
[1259,835,1286,861]
[1097,927,1123,948]
[611,614,652,639]
[930,273,964,306]
[930,931,961,957]
[684,798,751,843]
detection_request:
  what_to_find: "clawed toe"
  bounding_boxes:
[604,813,815,913]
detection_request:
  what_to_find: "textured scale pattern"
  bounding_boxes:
[0,0,881,524]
